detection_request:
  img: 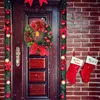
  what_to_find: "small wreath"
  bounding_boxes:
[24,20,53,56]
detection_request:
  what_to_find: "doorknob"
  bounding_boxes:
[16,47,21,67]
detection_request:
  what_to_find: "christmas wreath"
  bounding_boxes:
[24,20,53,56]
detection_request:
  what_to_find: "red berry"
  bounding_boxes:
[45,25,48,28]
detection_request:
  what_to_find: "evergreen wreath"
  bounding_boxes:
[24,20,53,56]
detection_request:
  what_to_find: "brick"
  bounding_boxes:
[0,8,4,12]
[82,8,98,11]
[67,48,73,51]
[0,3,4,7]
[90,21,100,25]
[82,0,96,2]
[66,92,74,95]
[89,83,100,87]
[90,30,100,33]
[89,92,100,95]
[74,3,90,7]
[74,92,88,95]
[0,93,4,96]
[0,88,4,92]
[90,3,100,7]
[82,96,100,100]
[0,84,4,88]
[90,12,100,16]
[74,39,89,42]
[67,43,81,47]
[90,48,100,51]
[82,25,99,29]
[82,17,99,20]
[66,87,80,91]
[67,8,81,12]
[90,78,100,82]
[66,96,80,100]
[82,43,91,47]
[67,0,81,2]
[90,39,100,42]
[82,34,100,38]
[82,87,100,91]
[67,52,81,56]
[67,3,74,7]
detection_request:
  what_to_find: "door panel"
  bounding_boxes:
[12,1,60,100]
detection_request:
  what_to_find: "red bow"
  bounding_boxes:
[5,62,11,71]
[30,42,49,56]
[24,0,48,7]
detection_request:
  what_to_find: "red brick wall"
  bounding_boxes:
[67,0,100,100]
[0,0,5,100]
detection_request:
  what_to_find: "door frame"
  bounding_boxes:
[11,0,61,100]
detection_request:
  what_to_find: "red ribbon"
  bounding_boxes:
[30,42,49,56]
[24,0,48,7]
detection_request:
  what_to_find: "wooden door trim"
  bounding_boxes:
[11,1,61,100]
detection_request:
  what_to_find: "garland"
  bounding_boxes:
[60,0,67,100]
[4,0,11,100]
[24,20,53,56]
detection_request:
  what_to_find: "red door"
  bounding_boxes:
[11,0,60,100]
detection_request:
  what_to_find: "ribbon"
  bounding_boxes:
[24,0,48,7]
[24,0,34,6]
[30,42,49,56]
[39,0,48,7]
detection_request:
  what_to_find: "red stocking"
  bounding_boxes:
[81,56,98,83]
[66,57,83,84]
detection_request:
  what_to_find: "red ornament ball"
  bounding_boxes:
[5,93,10,98]
[44,36,48,40]
[50,43,52,46]
[61,94,64,99]
[46,25,48,28]
[5,10,10,15]
[62,20,66,25]
[60,66,65,71]
[45,30,48,33]
[6,20,10,25]
[46,39,50,43]
[50,32,53,35]
[61,45,65,50]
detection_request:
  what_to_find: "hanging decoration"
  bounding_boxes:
[24,0,48,7]
[81,56,98,83]
[4,0,11,100]
[60,0,67,99]
[24,20,53,56]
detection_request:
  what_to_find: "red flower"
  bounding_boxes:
[30,20,44,32]
[25,37,32,42]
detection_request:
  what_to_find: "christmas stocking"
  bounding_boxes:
[66,57,83,84]
[81,56,98,83]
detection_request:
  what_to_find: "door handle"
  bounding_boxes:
[16,47,21,67]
